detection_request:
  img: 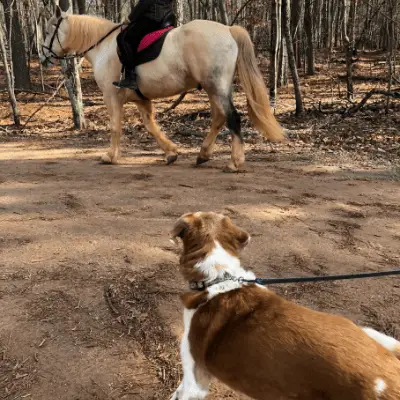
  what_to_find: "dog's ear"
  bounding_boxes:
[236,228,250,250]
[170,218,189,245]
[222,216,251,250]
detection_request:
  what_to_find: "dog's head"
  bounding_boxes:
[170,212,250,281]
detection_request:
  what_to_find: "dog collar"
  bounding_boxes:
[189,272,235,291]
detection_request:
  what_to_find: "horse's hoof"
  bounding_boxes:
[223,167,238,173]
[100,154,113,164]
[196,157,209,166]
[166,154,178,165]
[223,163,246,173]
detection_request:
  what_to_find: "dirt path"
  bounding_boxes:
[0,132,399,399]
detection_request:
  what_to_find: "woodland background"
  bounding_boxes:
[1,1,400,400]
[0,0,399,127]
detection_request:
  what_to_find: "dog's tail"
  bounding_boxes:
[363,327,400,359]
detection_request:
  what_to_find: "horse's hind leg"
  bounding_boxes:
[225,96,245,173]
[198,93,244,172]
[136,100,178,165]
[197,97,226,165]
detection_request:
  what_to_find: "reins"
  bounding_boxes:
[190,269,400,291]
[42,17,123,63]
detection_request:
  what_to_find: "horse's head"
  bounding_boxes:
[40,3,70,67]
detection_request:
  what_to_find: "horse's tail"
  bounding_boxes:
[229,25,284,142]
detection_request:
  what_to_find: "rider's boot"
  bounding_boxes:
[113,68,138,90]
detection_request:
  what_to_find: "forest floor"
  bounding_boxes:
[0,51,399,399]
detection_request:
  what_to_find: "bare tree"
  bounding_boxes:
[76,0,86,14]
[304,0,315,75]
[216,0,229,25]
[2,0,31,89]
[269,0,282,107]
[0,14,20,125]
[60,0,86,129]
[385,0,396,113]
[282,0,304,115]
[342,0,353,100]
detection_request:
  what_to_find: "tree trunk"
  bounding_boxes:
[177,0,185,25]
[290,0,303,68]
[0,21,21,126]
[282,0,304,115]
[304,0,314,75]
[342,0,353,100]
[269,0,282,107]
[2,0,31,89]
[61,0,86,130]
[216,0,229,25]
[61,59,86,129]
[278,37,289,87]
[76,0,86,14]
[385,0,395,113]
[104,0,111,19]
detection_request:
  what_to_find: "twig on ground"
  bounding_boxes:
[0,88,69,101]
[162,92,188,113]
[162,88,200,113]
[104,285,121,316]
[22,79,66,128]
[344,88,400,116]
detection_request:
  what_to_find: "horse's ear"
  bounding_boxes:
[58,0,70,12]
[55,5,62,18]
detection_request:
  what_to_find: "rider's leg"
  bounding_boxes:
[113,18,160,90]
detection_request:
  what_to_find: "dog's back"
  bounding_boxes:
[187,284,400,400]
[170,212,400,400]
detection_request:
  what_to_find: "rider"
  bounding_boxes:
[113,0,176,90]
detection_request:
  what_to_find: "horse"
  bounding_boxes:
[41,6,285,172]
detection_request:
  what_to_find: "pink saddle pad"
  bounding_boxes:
[137,27,174,53]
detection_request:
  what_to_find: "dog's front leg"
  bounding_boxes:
[171,310,211,400]
[170,370,210,400]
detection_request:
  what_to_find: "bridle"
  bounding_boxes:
[42,17,123,65]
[42,17,71,64]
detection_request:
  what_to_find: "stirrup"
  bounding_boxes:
[113,68,125,89]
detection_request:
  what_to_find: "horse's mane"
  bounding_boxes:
[66,15,119,52]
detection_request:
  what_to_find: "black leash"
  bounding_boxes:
[244,269,400,285]
[190,269,400,291]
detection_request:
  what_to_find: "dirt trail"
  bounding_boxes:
[1,53,400,399]
[0,135,399,399]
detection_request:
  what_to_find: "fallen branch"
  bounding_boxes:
[0,88,69,101]
[22,79,66,128]
[338,74,387,82]
[344,88,400,116]
[163,92,188,113]
[393,76,400,85]
[162,89,201,113]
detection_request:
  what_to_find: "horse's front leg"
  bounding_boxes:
[136,100,178,165]
[101,96,123,164]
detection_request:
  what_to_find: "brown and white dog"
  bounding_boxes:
[169,212,400,400]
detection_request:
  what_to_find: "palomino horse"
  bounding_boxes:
[41,6,285,172]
